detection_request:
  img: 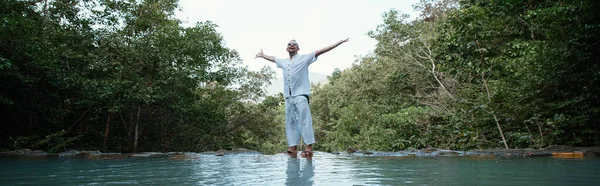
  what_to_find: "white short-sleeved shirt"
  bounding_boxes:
[275,51,318,98]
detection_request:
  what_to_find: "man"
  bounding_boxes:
[256,38,349,157]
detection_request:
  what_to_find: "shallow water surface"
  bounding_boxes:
[1,152,599,185]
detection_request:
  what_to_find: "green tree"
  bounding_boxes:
[310,0,599,152]
[1,0,279,153]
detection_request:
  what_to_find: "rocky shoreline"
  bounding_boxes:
[1,146,598,159]
[0,148,262,159]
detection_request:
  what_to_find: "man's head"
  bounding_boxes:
[287,40,299,55]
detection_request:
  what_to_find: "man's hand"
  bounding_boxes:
[340,38,349,44]
[255,49,265,59]
[256,49,275,62]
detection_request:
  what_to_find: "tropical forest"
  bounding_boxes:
[1,0,598,154]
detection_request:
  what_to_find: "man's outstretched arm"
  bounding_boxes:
[255,49,276,63]
[315,38,349,57]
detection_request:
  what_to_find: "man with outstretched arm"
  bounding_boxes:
[256,38,349,157]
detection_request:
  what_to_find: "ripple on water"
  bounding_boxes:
[1,152,600,185]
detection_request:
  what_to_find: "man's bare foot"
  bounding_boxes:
[286,146,297,154]
[300,144,313,158]
[306,144,313,153]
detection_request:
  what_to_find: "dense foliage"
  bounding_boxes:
[2,0,598,154]
[0,0,286,153]
[311,0,600,151]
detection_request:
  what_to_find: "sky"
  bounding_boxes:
[175,0,421,77]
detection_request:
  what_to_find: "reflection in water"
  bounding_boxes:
[286,158,314,186]
[1,153,599,185]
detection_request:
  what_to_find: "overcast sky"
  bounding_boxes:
[176,0,421,77]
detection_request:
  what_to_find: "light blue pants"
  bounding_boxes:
[285,95,315,147]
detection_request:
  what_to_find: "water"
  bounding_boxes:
[1,152,599,185]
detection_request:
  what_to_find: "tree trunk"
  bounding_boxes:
[68,105,93,132]
[103,113,112,151]
[162,132,170,152]
[421,38,454,99]
[482,72,508,149]
[28,113,33,132]
[134,105,141,152]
